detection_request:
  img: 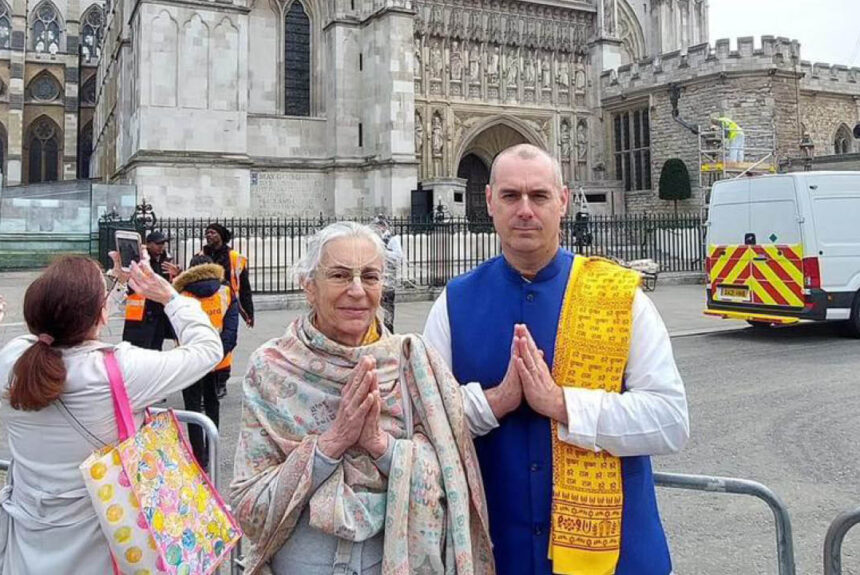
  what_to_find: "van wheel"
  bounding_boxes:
[843,293,860,338]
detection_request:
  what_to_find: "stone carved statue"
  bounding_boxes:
[487,45,500,84]
[432,113,444,157]
[450,40,463,80]
[505,16,518,43]
[560,120,571,158]
[526,19,538,45]
[604,0,616,35]
[468,9,482,37]
[431,40,444,79]
[431,4,444,33]
[469,44,481,82]
[575,55,586,92]
[557,60,570,89]
[414,38,422,78]
[489,12,501,38]
[451,9,465,36]
[577,120,588,162]
[541,55,552,89]
[543,20,556,45]
[524,51,536,86]
[506,52,519,86]
[415,112,424,154]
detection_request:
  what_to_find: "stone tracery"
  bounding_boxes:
[414,0,595,188]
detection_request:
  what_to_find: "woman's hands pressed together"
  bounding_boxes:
[318,356,391,460]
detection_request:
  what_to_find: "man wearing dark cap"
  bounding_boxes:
[202,223,254,398]
[122,230,179,350]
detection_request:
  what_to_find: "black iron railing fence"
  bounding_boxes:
[98,213,705,294]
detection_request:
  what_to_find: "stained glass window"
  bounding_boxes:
[33,2,61,54]
[284,1,310,116]
[81,6,104,62]
[0,3,11,49]
[29,72,61,101]
[28,117,60,183]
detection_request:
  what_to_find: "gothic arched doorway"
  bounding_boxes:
[457,153,490,221]
[457,122,532,221]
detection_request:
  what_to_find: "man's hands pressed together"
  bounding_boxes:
[515,325,568,425]
[485,324,568,425]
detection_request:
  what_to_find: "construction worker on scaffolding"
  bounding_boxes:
[710,113,745,163]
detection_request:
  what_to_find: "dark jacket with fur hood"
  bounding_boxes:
[173,264,239,365]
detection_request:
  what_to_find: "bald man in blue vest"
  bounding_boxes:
[424,144,689,575]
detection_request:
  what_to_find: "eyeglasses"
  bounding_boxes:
[318,266,384,288]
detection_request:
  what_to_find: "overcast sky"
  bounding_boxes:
[708,0,860,66]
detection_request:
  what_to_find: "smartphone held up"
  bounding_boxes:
[115,230,142,271]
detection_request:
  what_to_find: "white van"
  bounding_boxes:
[705,172,860,335]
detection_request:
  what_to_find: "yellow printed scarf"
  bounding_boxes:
[548,257,641,575]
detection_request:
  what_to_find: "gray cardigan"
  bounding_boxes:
[270,441,395,575]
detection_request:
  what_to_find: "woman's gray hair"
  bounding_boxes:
[293,221,387,286]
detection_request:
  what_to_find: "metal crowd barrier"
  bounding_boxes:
[150,408,241,575]
[824,506,860,575]
[655,472,796,575]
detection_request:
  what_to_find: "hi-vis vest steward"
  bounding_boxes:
[125,293,146,322]
[185,284,234,371]
[228,250,247,297]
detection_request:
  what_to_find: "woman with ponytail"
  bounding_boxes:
[0,255,223,574]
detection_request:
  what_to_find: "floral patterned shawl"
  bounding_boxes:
[230,315,495,575]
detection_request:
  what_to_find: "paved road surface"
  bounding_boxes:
[2,280,859,573]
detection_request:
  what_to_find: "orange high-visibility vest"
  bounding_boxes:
[184,284,233,371]
[124,293,146,322]
[229,250,247,297]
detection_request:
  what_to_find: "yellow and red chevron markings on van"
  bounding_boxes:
[709,245,751,285]
[708,244,804,308]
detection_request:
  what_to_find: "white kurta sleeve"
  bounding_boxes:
[116,295,224,410]
[423,289,500,437]
[556,289,689,457]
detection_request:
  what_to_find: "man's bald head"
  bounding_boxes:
[488,144,564,192]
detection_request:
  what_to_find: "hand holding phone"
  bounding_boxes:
[115,230,142,271]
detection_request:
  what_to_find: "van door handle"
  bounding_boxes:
[753,256,768,261]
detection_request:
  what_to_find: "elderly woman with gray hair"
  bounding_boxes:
[230,222,495,575]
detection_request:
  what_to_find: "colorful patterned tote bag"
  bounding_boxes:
[80,350,241,574]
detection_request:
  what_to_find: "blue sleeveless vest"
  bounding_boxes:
[447,250,671,575]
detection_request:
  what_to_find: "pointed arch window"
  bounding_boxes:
[78,121,93,179]
[28,117,61,183]
[81,6,104,62]
[0,2,11,49]
[81,75,96,105]
[284,0,310,116]
[834,125,853,155]
[32,2,62,54]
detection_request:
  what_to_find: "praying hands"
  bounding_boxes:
[317,355,392,461]
[485,324,568,425]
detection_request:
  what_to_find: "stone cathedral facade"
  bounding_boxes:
[0,0,103,186]
[90,0,860,218]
